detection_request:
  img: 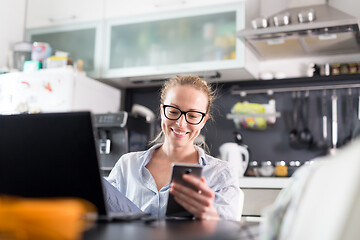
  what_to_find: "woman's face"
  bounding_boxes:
[161,85,209,148]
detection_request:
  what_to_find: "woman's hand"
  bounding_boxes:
[169,174,220,220]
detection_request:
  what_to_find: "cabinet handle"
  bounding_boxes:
[48,15,77,23]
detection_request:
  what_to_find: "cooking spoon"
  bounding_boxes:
[299,90,313,148]
[289,92,301,149]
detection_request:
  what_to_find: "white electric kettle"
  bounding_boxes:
[219,142,249,177]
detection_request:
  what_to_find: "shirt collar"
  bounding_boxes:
[140,143,162,168]
[194,145,208,166]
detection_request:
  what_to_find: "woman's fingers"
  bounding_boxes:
[181,174,214,198]
[174,194,208,216]
[169,174,219,219]
[172,187,219,219]
[170,181,210,207]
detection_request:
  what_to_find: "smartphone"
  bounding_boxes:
[165,163,203,218]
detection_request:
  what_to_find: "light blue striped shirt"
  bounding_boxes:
[107,144,243,221]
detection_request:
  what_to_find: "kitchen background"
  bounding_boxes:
[1,0,360,170]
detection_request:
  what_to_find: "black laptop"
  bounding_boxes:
[0,111,149,221]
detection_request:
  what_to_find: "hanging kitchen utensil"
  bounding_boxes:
[289,92,302,149]
[329,90,338,155]
[316,90,328,150]
[342,88,353,145]
[358,92,360,122]
[299,90,313,148]
[353,92,360,139]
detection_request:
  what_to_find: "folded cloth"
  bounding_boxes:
[0,195,96,240]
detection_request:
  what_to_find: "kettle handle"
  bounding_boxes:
[238,147,249,176]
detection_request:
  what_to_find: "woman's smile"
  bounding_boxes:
[171,128,189,137]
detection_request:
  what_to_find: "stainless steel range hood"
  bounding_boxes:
[237,4,360,59]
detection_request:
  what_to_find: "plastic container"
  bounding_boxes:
[46,56,68,68]
[32,42,52,65]
[13,42,32,70]
[23,61,42,72]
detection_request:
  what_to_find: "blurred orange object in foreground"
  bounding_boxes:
[0,195,97,240]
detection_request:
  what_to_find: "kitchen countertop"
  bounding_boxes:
[239,177,291,189]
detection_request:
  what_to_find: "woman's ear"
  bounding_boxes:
[160,105,163,116]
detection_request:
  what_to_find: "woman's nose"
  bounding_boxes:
[176,114,187,127]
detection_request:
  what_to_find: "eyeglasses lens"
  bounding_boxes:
[164,106,203,125]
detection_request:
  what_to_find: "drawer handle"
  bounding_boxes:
[48,15,77,23]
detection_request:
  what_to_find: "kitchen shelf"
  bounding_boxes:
[229,74,360,95]
[239,177,291,189]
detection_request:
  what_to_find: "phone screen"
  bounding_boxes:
[165,163,203,218]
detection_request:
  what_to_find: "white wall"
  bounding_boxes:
[0,0,26,70]
[329,0,360,20]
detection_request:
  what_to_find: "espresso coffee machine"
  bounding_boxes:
[93,112,151,176]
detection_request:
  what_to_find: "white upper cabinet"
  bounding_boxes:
[103,3,245,79]
[26,0,104,28]
[25,0,250,83]
[104,0,244,19]
[25,22,103,78]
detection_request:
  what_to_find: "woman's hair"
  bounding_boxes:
[151,75,217,152]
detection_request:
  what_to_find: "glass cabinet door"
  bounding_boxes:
[25,22,102,78]
[104,3,244,78]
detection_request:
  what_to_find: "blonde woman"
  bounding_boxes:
[105,75,243,220]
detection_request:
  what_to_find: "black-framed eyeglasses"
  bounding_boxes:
[162,105,206,125]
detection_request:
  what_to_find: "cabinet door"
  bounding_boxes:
[26,0,104,28]
[105,0,244,19]
[25,22,103,78]
[103,3,245,78]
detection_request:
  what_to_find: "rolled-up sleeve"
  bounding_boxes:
[213,167,244,221]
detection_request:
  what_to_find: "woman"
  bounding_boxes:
[106,75,243,220]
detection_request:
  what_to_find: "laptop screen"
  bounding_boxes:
[0,112,107,215]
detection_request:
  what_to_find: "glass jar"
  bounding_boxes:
[245,161,259,177]
[340,63,349,74]
[275,161,288,177]
[330,63,341,75]
[288,160,301,177]
[349,63,358,74]
[258,161,274,177]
